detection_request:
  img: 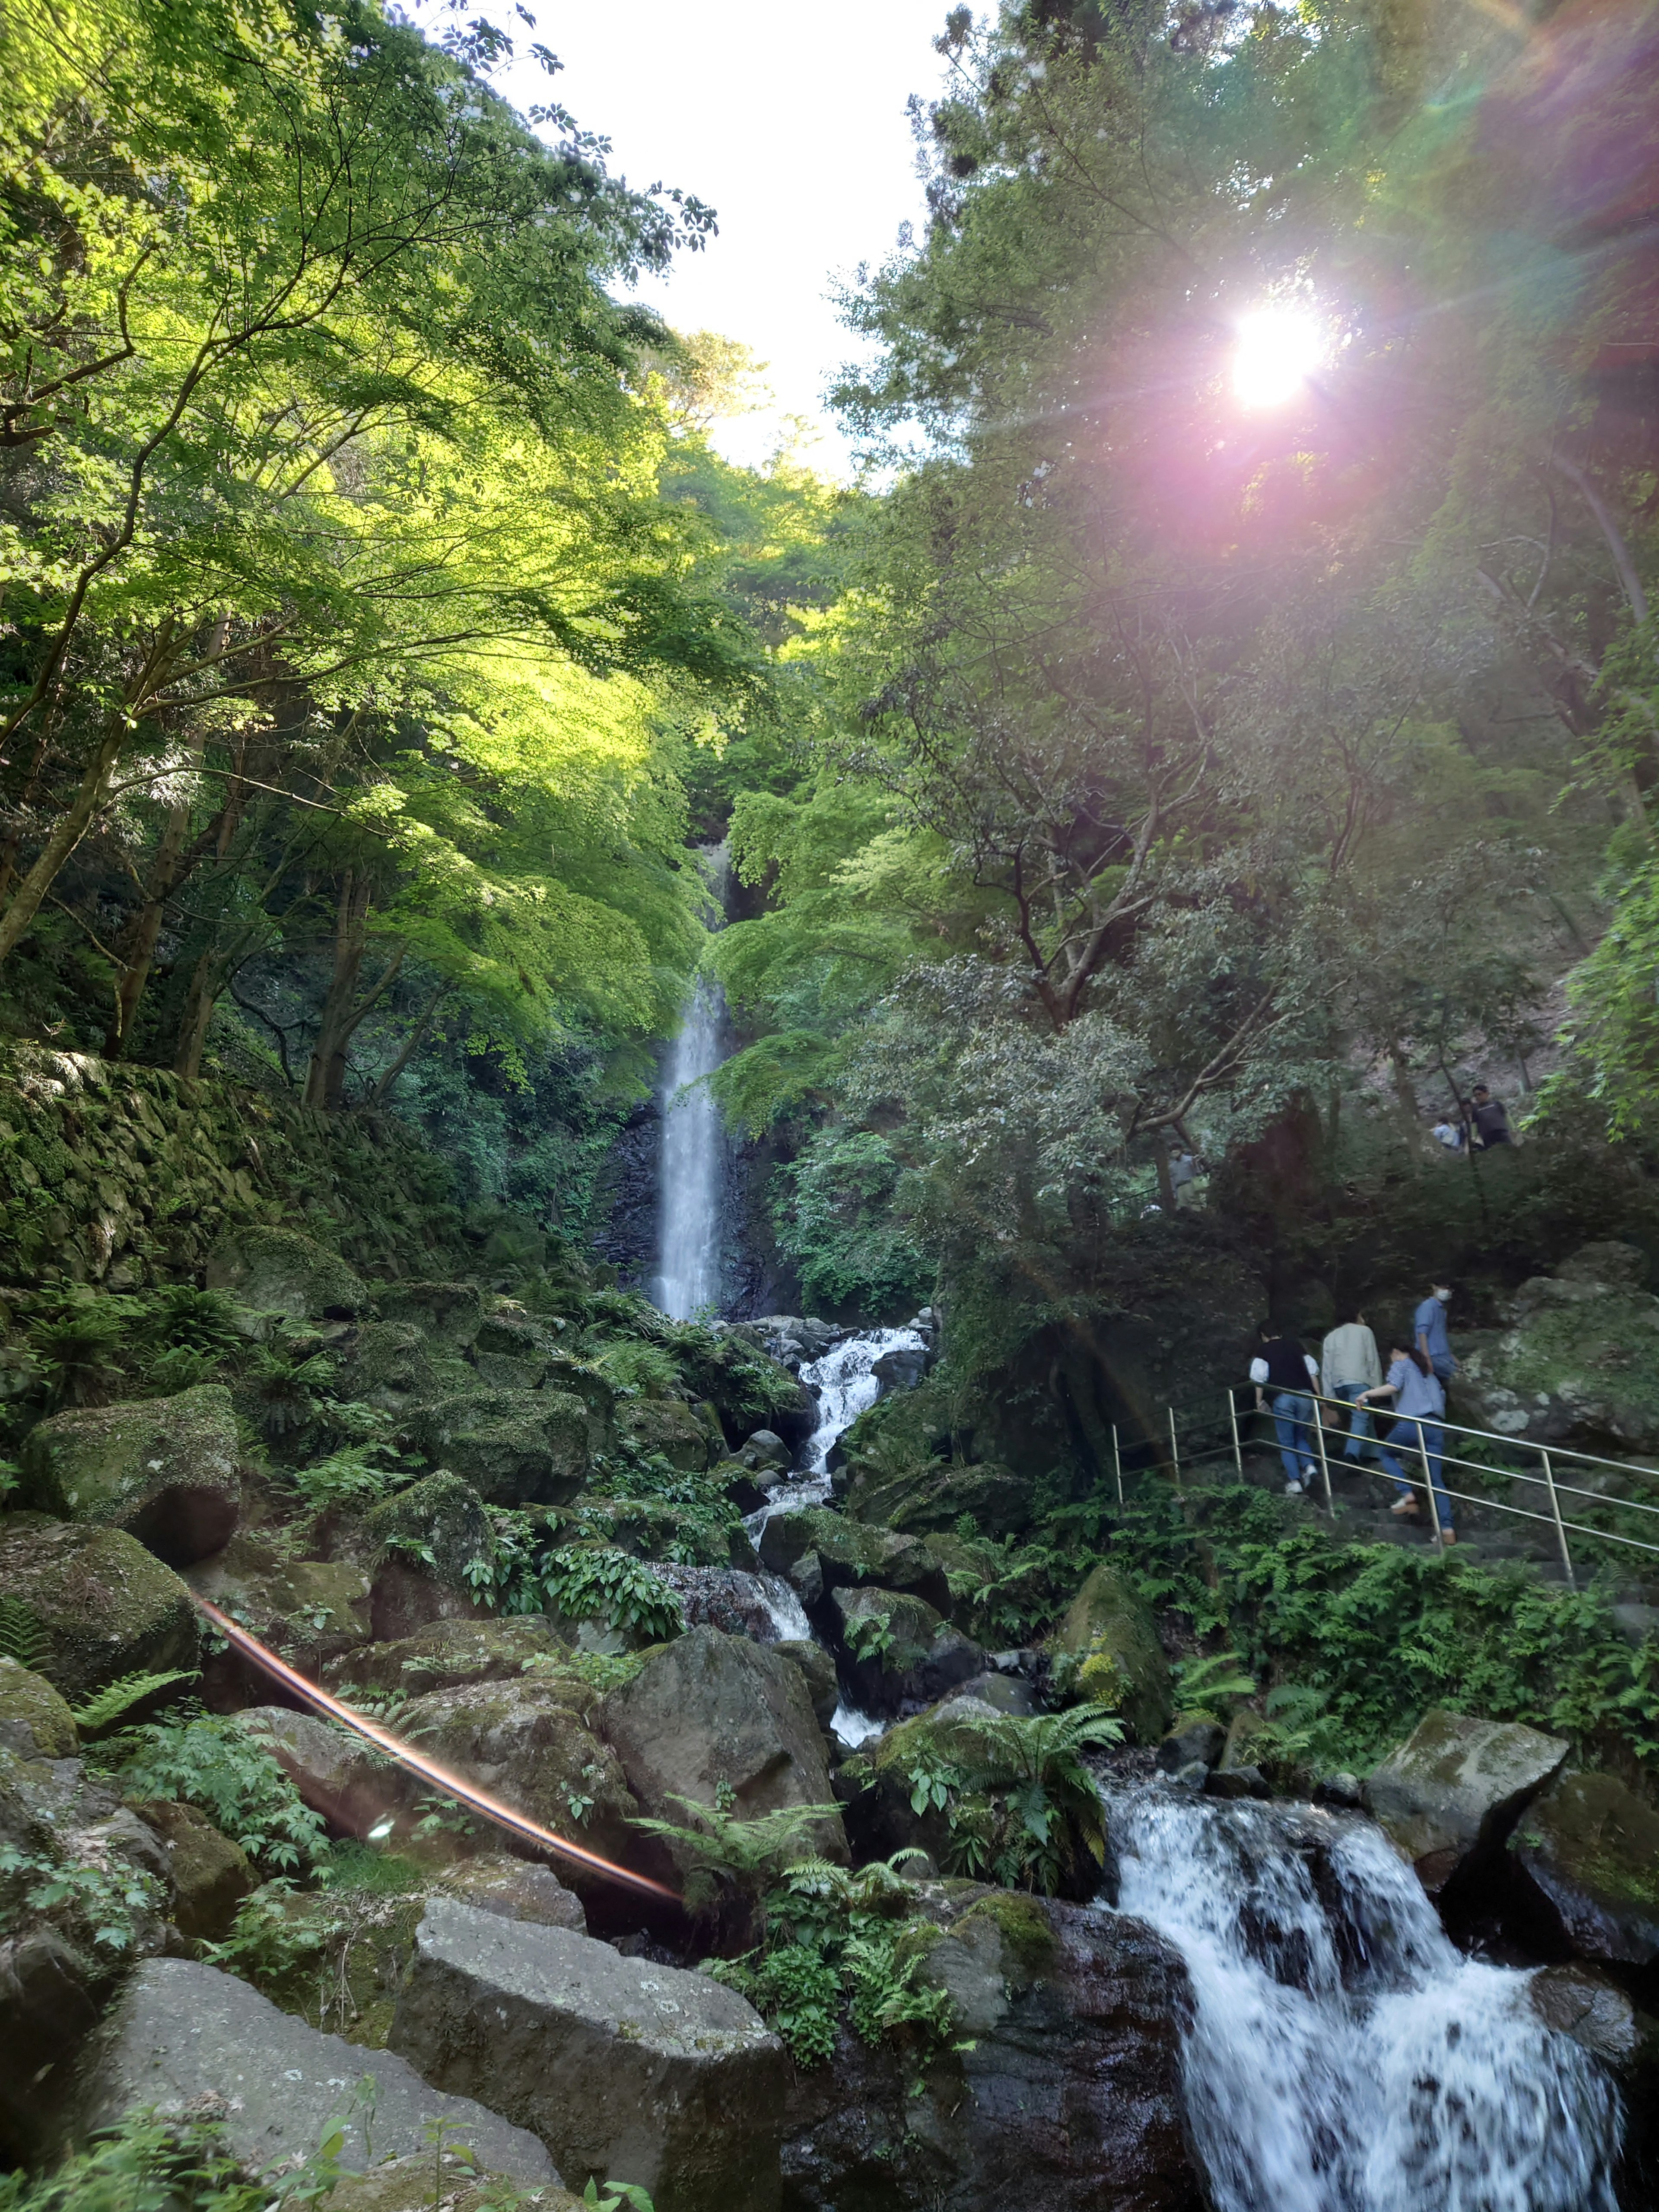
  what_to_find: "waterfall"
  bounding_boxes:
[1100,1786,1622,2212]
[799,1326,924,1478]
[654,850,732,1322]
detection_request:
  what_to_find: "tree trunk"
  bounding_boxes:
[304,871,371,1109]
[0,720,127,966]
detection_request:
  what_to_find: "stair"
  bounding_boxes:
[1229,1450,1573,1578]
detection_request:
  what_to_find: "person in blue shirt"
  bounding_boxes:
[1360,1339,1454,1540]
[1414,1282,1457,1384]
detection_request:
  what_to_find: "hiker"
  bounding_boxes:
[1414,1281,1458,1385]
[1465,1083,1513,1148]
[1430,1111,1464,1152]
[1359,1338,1454,1541]
[1249,1322,1322,1495]
[1320,1309,1382,1461]
[1169,1144,1202,1209]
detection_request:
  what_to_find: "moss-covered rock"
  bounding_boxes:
[757,1507,950,1609]
[1052,1564,1172,1745]
[1511,1769,1659,1965]
[229,1880,429,2047]
[20,1383,241,1565]
[130,1799,255,1942]
[325,2157,582,2212]
[1363,1707,1569,1894]
[336,1321,464,1408]
[407,1389,591,1506]
[615,1395,714,1471]
[187,1535,372,1672]
[829,1585,985,1717]
[0,1514,197,1702]
[207,1227,369,1320]
[360,1474,493,1641]
[0,1656,78,1759]
[1457,1240,1659,1455]
[328,1615,564,1702]
[844,1459,1032,1541]
[374,1281,484,1349]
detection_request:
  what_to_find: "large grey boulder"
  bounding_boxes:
[829,1585,985,1717]
[1510,1768,1659,1965]
[599,1626,845,1864]
[207,1227,368,1321]
[20,1383,241,1564]
[238,1706,392,1837]
[69,1956,555,2182]
[1363,1707,1569,1893]
[435,1853,585,1934]
[0,1515,197,1702]
[326,1614,563,1700]
[390,1895,785,2212]
[757,1508,950,1611]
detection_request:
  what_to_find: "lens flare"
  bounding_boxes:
[1232,308,1323,409]
[195,1597,680,1903]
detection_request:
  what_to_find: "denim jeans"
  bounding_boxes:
[1271,1390,1313,1483]
[1376,1417,1452,1529]
[1332,1379,1376,1459]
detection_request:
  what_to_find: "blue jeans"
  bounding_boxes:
[1332,1380,1376,1459]
[1271,1391,1313,1483]
[1377,1418,1453,1529]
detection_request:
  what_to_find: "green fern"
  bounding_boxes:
[628,1793,839,1925]
[1173,1650,1259,1714]
[70,1668,198,1736]
[0,1597,48,1672]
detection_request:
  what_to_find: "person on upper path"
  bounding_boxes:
[1430,1110,1465,1153]
[1464,1083,1513,1149]
[1320,1309,1382,1462]
[1168,1144,1203,1209]
[1359,1338,1455,1541]
[1250,1322,1322,1496]
[1414,1281,1458,1385]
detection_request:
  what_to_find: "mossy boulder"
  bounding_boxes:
[361,1474,493,1641]
[374,1281,484,1349]
[1510,1769,1659,1965]
[1363,1707,1569,1894]
[615,1395,715,1471]
[187,1535,372,1672]
[337,1321,462,1408]
[328,1615,564,1702]
[1052,1564,1172,1745]
[829,1584,985,1717]
[0,1657,78,1759]
[130,1799,255,1942]
[757,1507,950,1611]
[407,1389,591,1506]
[20,1383,241,1565]
[844,1459,1032,1541]
[0,1514,197,1702]
[773,1639,838,1732]
[435,1851,585,1934]
[211,1880,430,2048]
[207,1227,368,1321]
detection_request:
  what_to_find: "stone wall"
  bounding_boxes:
[0,1046,465,1289]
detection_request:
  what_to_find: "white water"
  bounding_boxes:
[830,1700,886,1748]
[756,1573,811,1641]
[655,852,732,1321]
[800,1326,925,1477]
[1101,1787,1621,2212]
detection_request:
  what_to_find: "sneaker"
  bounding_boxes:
[1440,1529,1457,1545]
[1284,1478,1306,1496]
[1302,1463,1318,1482]
[1389,1497,1420,1518]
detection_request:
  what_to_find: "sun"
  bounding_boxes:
[1232,308,1324,410]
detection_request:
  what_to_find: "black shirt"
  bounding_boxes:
[1259,1337,1314,1394]
[1471,1097,1511,1145]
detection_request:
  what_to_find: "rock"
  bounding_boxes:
[757,1509,950,1611]
[374,1281,485,1350]
[391,1896,785,2212]
[436,1853,586,1933]
[779,1888,1205,2212]
[1363,1707,1570,1894]
[615,1397,714,1472]
[0,1515,197,1703]
[361,1475,493,1640]
[871,1344,928,1392]
[1313,1770,1363,1808]
[599,1627,845,1864]
[1169,1761,1208,1790]
[1155,1716,1226,1774]
[829,1586,986,1717]
[327,1615,563,1700]
[772,1639,839,1732]
[1455,1242,1659,1454]
[1510,1769,1659,1965]
[337,1320,458,1408]
[239,1706,393,1837]
[0,1657,78,1759]
[0,1925,104,2160]
[1557,1240,1649,1289]
[395,1677,639,1892]
[1217,1707,1270,1771]
[19,1384,241,1565]
[407,1390,591,1506]
[68,1956,555,2182]
[845,1459,1033,1541]
[325,2157,583,2212]
[1052,1564,1173,1745]
[130,1799,255,1942]
[958,1670,1037,1716]
[1205,1764,1269,1801]
[1528,1962,1641,2065]
[207,1227,368,1321]
[652,1565,775,1641]
[738,1427,790,1471]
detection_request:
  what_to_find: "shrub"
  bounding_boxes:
[106,1710,329,1875]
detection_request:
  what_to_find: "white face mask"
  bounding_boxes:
[1434,1288,1451,1303]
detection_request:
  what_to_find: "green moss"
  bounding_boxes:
[0,1656,78,1758]
[955,1890,1057,1983]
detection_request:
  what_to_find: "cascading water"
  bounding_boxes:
[654,850,732,1322]
[1100,1785,1622,2212]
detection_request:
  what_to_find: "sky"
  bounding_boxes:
[493,0,951,475]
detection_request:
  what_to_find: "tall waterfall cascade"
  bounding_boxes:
[1101,1786,1622,2212]
[654,848,733,1322]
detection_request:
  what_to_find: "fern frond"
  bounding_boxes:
[70,1669,198,1735]
[0,1597,48,1672]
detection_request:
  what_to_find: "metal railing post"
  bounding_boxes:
[1539,1448,1575,1590]
[1168,1406,1182,1494]
[1111,1423,1124,1507]
[1418,1422,1444,1546]
[1310,1393,1333,1512]
[1227,1389,1243,1476]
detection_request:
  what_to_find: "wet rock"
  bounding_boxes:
[19,1383,241,1565]
[773,1639,838,1732]
[1313,1770,1363,1808]
[957,1670,1037,1716]
[1510,1769,1659,1966]
[758,1509,950,1611]
[599,1626,845,1864]
[68,1956,555,2181]
[652,1564,774,1640]
[1156,1716,1226,1774]
[871,1344,928,1392]
[130,1799,256,1942]
[1052,1564,1173,1745]
[0,1658,78,1760]
[327,1615,563,1701]
[1528,1962,1641,2064]
[829,1586,986,1718]
[0,1515,197,1703]
[1456,1241,1659,1455]
[738,1427,790,1471]
[1205,1764,1269,1801]
[407,1389,591,1506]
[436,1853,585,1933]
[1363,1707,1569,1894]
[779,1889,1205,2212]
[390,1895,785,2212]
[207,1227,369,1321]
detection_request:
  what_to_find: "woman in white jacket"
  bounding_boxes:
[1320,1309,1382,1463]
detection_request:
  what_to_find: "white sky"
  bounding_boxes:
[493,1,950,475]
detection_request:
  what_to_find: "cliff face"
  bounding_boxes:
[0,1046,465,1290]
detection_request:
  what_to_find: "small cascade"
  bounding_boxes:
[756,1573,811,1642]
[1100,1786,1622,2212]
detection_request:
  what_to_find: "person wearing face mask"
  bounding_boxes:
[1414,1281,1458,1386]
